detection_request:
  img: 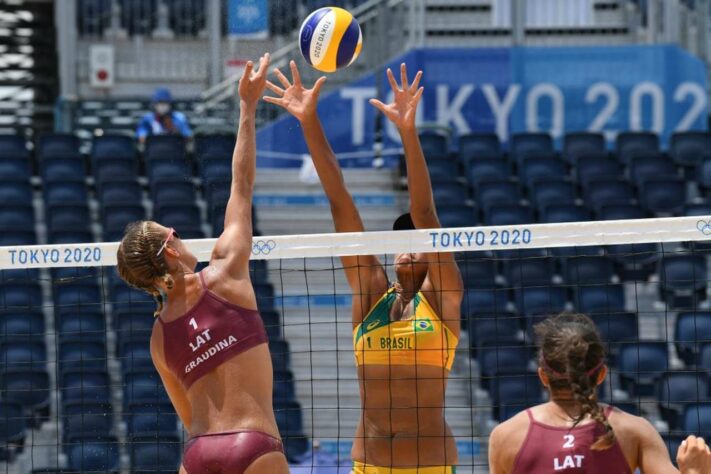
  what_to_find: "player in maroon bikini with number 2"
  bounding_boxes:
[116,53,290,474]
[489,313,711,474]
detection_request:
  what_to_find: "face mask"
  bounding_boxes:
[155,103,171,115]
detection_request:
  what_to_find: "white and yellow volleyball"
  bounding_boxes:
[299,7,363,73]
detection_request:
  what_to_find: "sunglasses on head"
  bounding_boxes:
[156,228,180,256]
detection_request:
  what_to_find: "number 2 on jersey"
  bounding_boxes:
[563,434,575,448]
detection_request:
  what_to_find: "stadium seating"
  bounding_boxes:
[64,435,119,473]
[682,403,711,437]
[658,254,708,309]
[489,372,544,420]
[418,133,449,161]
[575,152,622,188]
[129,435,182,472]
[519,155,567,188]
[478,343,533,381]
[639,177,687,215]
[504,258,555,287]
[575,284,626,314]
[0,401,26,461]
[563,256,615,285]
[458,256,498,289]
[670,131,711,169]
[60,370,111,404]
[466,157,510,186]
[540,203,591,224]
[98,178,143,204]
[458,132,501,162]
[466,312,522,350]
[436,204,477,228]
[476,179,522,211]
[125,401,178,437]
[461,288,510,315]
[0,370,50,424]
[583,178,636,213]
[616,131,660,164]
[617,342,669,396]
[530,179,576,213]
[563,132,606,163]
[61,401,113,439]
[658,372,710,429]
[676,311,711,365]
[515,286,568,319]
[483,203,534,226]
[510,133,553,164]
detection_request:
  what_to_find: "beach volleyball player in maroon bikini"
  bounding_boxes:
[489,313,711,474]
[116,53,290,474]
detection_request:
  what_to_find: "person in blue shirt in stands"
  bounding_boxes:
[136,88,193,143]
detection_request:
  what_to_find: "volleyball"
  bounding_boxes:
[299,7,362,73]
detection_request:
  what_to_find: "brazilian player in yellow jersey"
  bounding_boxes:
[264,61,463,474]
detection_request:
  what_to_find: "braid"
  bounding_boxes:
[536,313,615,451]
[116,221,175,317]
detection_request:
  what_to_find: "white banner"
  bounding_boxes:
[1,216,710,270]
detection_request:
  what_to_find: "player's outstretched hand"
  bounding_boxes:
[370,63,423,132]
[678,435,711,474]
[263,60,326,123]
[238,53,270,107]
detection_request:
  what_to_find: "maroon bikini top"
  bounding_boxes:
[156,271,269,389]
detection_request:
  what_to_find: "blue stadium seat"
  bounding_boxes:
[0,136,30,181]
[129,435,181,472]
[658,372,710,429]
[154,203,202,231]
[65,435,119,473]
[125,401,177,437]
[663,433,688,465]
[115,312,154,341]
[254,283,275,311]
[48,229,93,245]
[682,403,711,437]
[467,312,521,350]
[462,288,510,315]
[199,157,231,183]
[510,133,553,164]
[249,260,269,284]
[563,132,606,163]
[478,343,532,378]
[56,311,106,342]
[597,202,646,221]
[102,203,146,238]
[98,179,143,204]
[564,256,615,285]
[459,133,501,162]
[62,402,113,439]
[515,285,567,317]
[61,370,111,404]
[112,284,154,316]
[575,284,625,314]
[151,178,197,205]
[0,310,44,340]
[489,372,543,413]
[476,179,521,210]
[0,268,38,284]
[418,133,449,161]
[0,370,50,417]
[0,282,42,309]
[583,179,636,213]
[46,204,91,233]
[629,153,679,188]
[260,310,282,340]
[432,180,469,206]
[590,312,639,358]
[685,201,711,217]
[0,401,25,460]
[0,135,29,159]
[119,339,152,373]
[426,160,458,180]
[44,181,88,206]
[540,203,591,224]
[269,339,291,373]
[273,369,296,405]
[40,156,86,183]
[144,135,187,161]
[58,340,107,372]
[92,134,135,160]
[504,258,555,287]
[437,204,477,228]
[519,155,567,188]
[639,177,686,215]
[53,282,103,313]
[670,131,711,168]
[94,155,137,182]
[205,178,230,209]
[466,157,510,186]
[699,343,711,372]
[458,256,498,289]
[194,134,234,161]
[0,341,46,371]
[530,179,576,213]
[0,230,36,246]
[0,205,34,232]
[147,157,191,182]
[37,134,80,160]
[123,370,169,407]
[699,156,711,194]
[0,180,31,203]
[616,131,660,164]
[484,203,533,226]
[575,152,622,188]
[274,400,304,436]
[617,342,669,396]
[676,311,711,365]
[658,254,708,309]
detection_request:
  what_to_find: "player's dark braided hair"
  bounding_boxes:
[535,313,615,451]
[117,221,175,318]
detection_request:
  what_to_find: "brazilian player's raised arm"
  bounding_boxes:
[371,64,463,330]
[211,53,270,278]
[263,61,386,305]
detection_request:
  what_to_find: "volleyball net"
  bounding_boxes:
[1,216,710,473]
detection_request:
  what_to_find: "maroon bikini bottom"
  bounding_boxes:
[182,430,284,474]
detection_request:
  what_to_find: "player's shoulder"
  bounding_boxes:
[606,404,656,438]
[491,409,531,442]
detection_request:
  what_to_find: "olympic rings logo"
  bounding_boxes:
[252,240,277,256]
[698,220,711,236]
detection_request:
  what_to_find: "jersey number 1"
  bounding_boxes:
[189,318,198,330]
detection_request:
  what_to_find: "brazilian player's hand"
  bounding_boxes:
[238,53,270,107]
[263,60,326,123]
[678,435,711,474]
[370,63,423,132]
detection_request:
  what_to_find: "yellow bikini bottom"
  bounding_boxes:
[351,462,456,473]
